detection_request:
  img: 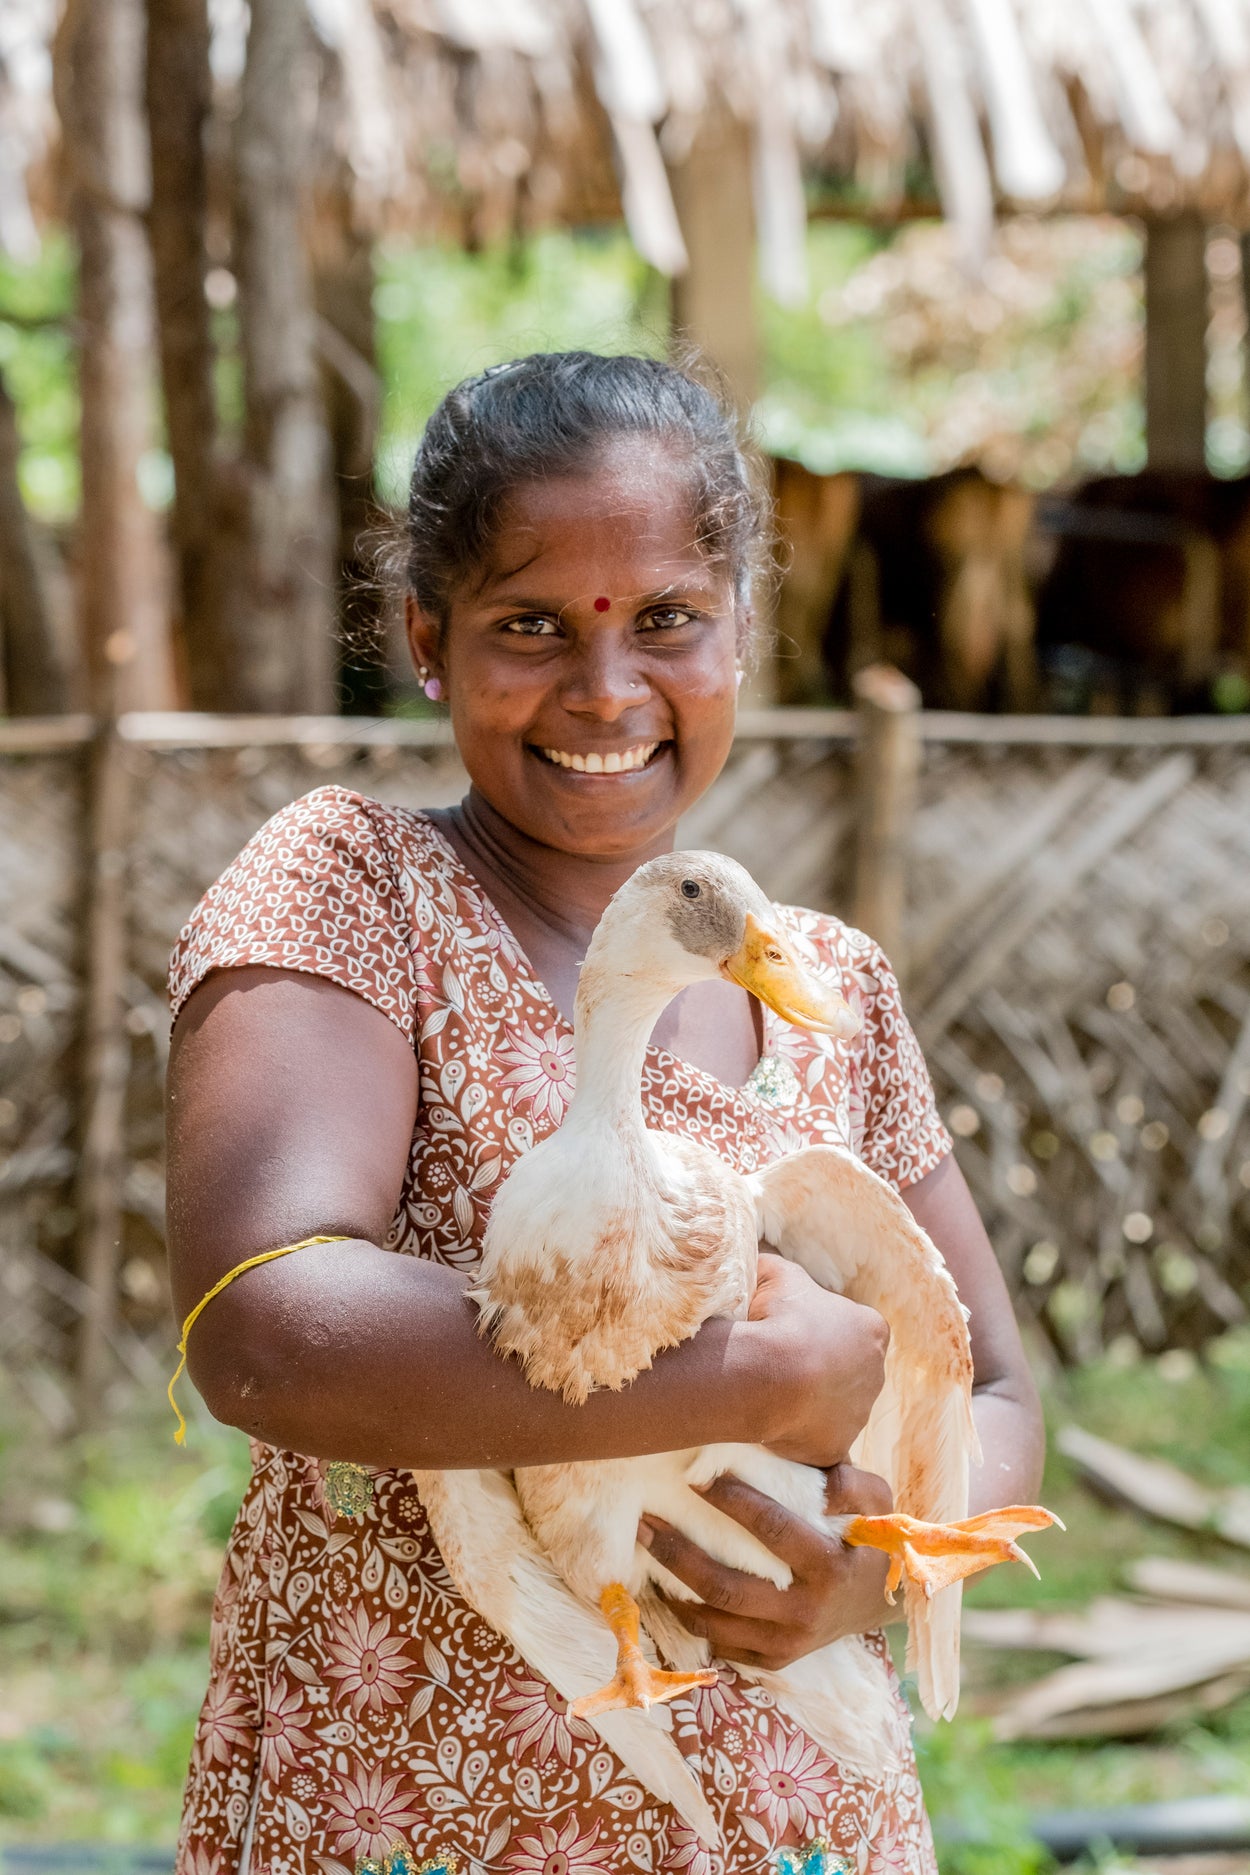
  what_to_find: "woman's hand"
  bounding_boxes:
[638,1466,896,1670]
[746,1256,889,1469]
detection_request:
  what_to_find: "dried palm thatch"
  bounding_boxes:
[9,0,1250,284]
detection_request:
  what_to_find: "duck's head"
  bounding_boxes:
[587,851,862,1039]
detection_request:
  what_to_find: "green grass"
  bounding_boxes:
[4,1349,1250,1864]
[922,1330,1250,1871]
[0,1380,249,1845]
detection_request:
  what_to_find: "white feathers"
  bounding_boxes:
[752,1144,978,1719]
[411,1468,719,1844]
[411,853,978,1837]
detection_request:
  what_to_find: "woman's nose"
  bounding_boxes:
[560,642,647,718]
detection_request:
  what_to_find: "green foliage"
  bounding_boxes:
[373,219,1155,491]
[373,231,669,503]
[0,1380,250,1843]
[0,233,78,521]
[757,224,930,476]
[916,1718,1053,1874]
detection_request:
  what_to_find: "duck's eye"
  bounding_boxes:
[681,879,702,900]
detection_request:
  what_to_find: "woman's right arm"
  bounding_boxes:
[167,966,888,1472]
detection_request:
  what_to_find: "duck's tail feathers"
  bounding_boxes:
[896,1378,973,1720]
[413,1470,720,1847]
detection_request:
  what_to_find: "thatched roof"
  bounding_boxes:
[7,0,1250,289]
[300,0,1250,292]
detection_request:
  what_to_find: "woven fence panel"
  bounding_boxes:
[4,719,1249,1371]
[678,734,857,912]
[0,748,86,1367]
[909,738,1250,1358]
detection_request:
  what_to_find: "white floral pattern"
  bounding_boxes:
[170,788,949,1875]
[498,1021,579,1125]
[745,1731,840,1838]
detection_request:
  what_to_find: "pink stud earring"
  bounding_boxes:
[418,665,444,702]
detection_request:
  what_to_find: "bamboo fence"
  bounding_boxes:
[2,694,1248,1406]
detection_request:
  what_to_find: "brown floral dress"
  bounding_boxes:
[169,787,953,1875]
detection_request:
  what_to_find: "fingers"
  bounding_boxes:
[823,1462,893,1519]
[690,1475,832,1574]
[662,1598,794,1669]
[639,1515,793,1622]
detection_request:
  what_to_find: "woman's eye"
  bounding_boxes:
[643,607,696,631]
[503,616,559,637]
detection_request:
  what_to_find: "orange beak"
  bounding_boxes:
[721,913,861,1039]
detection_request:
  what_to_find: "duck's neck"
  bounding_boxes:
[569,964,683,1131]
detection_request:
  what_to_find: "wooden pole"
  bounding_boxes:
[669,117,770,700]
[74,725,133,1411]
[1144,214,1208,473]
[852,663,921,980]
[668,117,759,410]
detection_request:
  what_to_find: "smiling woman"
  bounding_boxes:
[165,352,1042,1875]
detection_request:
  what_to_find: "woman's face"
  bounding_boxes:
[407,437,742,860]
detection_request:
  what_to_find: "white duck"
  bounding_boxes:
[413,853,1054,1845]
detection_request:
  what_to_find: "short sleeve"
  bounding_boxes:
[168,786,420,1044]
[853,935,952,1189]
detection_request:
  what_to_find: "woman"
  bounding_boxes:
[167,352,1043,1875]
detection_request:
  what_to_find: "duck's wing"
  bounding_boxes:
[412,1467,719,1846]
[748,1144,978,1720]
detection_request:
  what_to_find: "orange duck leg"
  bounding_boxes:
[844,1505,1064,1602]
[570,1584,719,1719]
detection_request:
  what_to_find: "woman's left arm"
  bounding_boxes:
[905,1153,1044,1513]
[639,1151,1045,1668]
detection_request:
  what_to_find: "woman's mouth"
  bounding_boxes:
[534,741,664,775]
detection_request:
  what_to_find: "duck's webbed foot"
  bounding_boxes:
[569,1583,718,1719]
[843,1506,1063,1602]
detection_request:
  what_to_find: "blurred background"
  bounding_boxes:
[4,2,1250,1871]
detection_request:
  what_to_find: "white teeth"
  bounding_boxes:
[540,742,659,774]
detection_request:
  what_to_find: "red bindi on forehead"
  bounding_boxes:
[593,596,611,612]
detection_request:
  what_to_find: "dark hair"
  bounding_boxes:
[403,351,773,650]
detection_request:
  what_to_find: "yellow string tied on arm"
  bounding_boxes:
[169,1235,352,1445]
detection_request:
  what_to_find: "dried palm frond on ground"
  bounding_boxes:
[966,1421,1250,1744]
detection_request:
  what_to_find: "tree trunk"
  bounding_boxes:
[315,236,387,714]
[57,0,176,716]
[146,0,229,709]
[0,368,73,713]
[230,0,336,713]
[1145,214,1208,473]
